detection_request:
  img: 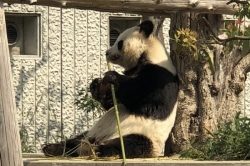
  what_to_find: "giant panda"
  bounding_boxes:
[42,20,179,158]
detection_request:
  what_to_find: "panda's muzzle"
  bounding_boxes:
[106,51,120,61]
[109,54,120,61]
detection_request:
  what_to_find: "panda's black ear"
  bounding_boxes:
[139,20,154,38]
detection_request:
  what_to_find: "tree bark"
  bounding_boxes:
[0,2,23,165]
[142,15,165,41]
[167,13,249,153]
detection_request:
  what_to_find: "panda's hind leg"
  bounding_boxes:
[42,132,88,157]
[96,134,154,158]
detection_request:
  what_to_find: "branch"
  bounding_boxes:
[202,17,250,45]
[2,0,238,15]
[202,17,223,42]
[226,0,249,5]
[224,36,250,43]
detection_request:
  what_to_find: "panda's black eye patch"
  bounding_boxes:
[118,40,123,51]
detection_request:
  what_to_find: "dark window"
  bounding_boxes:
[109,29,120,47]
[109,17,141,47]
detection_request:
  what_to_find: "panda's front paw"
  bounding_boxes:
[103,71,119,84]
[90,78,102,100]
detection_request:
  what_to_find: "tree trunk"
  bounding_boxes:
[167,13,249,153]
[0,2,23,165]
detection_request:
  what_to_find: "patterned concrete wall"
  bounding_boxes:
[5,4,171,153]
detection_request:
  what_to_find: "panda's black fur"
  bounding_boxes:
[102,57,178,120]
[42,20,179,158]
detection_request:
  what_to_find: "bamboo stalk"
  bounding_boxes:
[107,61,126,166]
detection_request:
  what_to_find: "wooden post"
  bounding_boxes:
[0,1,23,166]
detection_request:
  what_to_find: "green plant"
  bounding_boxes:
[174,28,198,53]
[180,112,250,160]
[74,88,104,115]
[173,28,215,73]
[221,19,250,55]
[20,126,35,153]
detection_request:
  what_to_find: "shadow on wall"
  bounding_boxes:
[9,55,102,152]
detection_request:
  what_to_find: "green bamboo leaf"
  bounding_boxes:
[183,38,188,42]
[228,41,234,52]
[194,52,199,61]
[233,40,239,46]
[244,27,250,36]
[242,40,249,56]
[174,33,179,42]
[190,44,197,51]
[205,128,215,137]
[190,36,197,42]
[200,49,215,74]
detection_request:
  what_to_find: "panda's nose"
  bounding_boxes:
[105,51,109,56]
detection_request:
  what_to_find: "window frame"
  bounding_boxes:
[5,12,42,60]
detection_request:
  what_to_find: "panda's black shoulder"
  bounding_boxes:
[129,52,178,83]
[138,64,178,84]
[139,64,179,120]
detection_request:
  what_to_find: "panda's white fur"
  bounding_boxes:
[87,22,178,157]
[87,103,178,157]
[106,26,177,75]
[42,20,179,158]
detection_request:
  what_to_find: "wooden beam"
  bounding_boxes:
[0,1,23,166]
[3,0,238,15]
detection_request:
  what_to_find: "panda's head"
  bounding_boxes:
[106,20,176,75]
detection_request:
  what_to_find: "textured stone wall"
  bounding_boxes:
[5,3,171,153]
